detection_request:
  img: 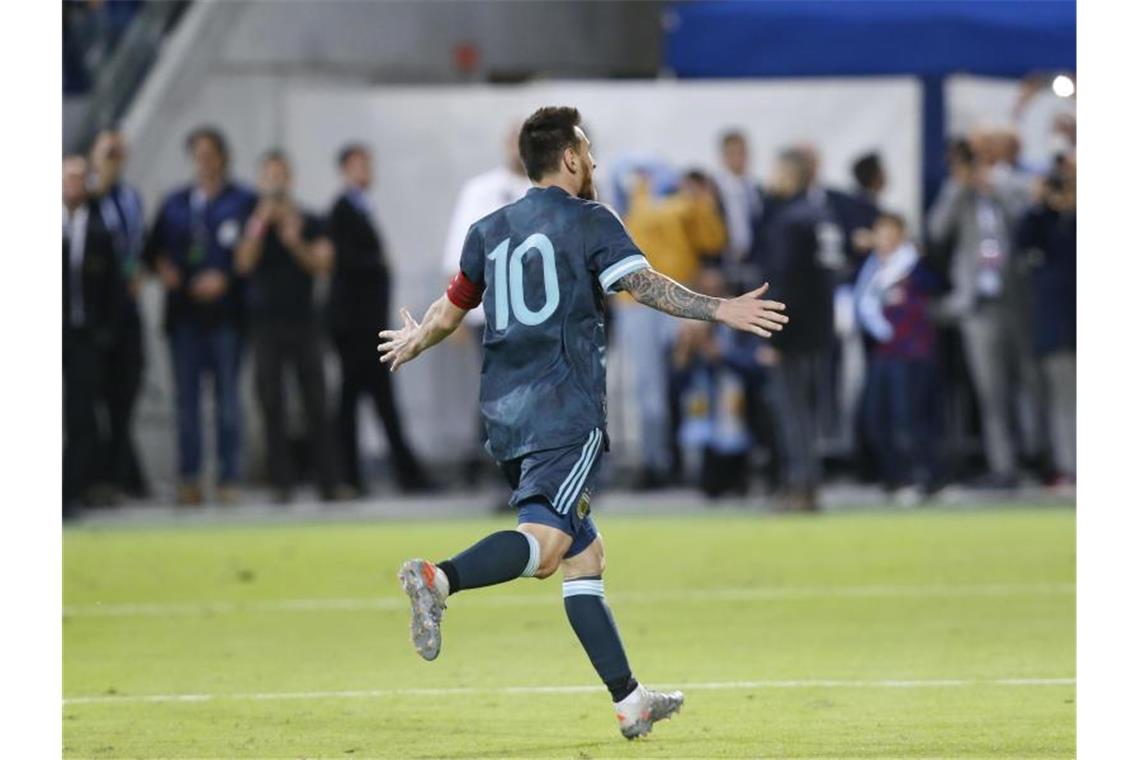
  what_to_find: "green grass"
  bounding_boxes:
[63,507,1075,758]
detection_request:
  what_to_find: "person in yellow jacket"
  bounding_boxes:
[614,170,727,489]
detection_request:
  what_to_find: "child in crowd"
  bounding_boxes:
[672,269,759,498]
[853,213,944,503]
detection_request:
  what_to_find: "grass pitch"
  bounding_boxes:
[64,506,1074,758]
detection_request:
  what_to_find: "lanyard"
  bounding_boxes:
[188,190,211,268]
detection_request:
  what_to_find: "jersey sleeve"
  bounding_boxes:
[458,224,485,286]
[585,204,651,294]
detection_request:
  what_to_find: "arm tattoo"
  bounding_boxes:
[617,268,722,321]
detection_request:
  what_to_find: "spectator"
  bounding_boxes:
[673,269,758,498]
[854,213,944,502]
[1018,154,1076,485]
[327,144,430,494]
[235,151,339,503]
[146,126,256,505]
[836,150,888,459]
[90,128,149,500]
[795,142,876,277]
[928,137,1043,488]
[440,124,530,485]
[852,151,887,207]
[761,148,844,511]
[617,169,727,489]
[713,130,764,290]
[63,155,122,517]
[986,126,1037,209]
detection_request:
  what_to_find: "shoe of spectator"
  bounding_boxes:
[798,487,821,513]
[321,484,358,503]
[632,468,668,492]
[176,482,203,507]
[1047,474,1076,498]
[399,476,439,495]
[217,484,240,506]
[775,488,820,513]
[86,483,120,509]
[969,473,1020,491]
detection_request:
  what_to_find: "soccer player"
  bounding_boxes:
[379,106,789,740]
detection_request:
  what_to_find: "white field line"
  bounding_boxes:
[63,581,1074,619]
[62,677,1076,706]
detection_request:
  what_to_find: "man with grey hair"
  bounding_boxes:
[760,147,845,511]
[928,136,1041,488]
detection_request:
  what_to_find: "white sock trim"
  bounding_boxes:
[562,579,605,598]
[519,531,541,578]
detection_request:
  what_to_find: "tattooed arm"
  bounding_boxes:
[617,267,789,338]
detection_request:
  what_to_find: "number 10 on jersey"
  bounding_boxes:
[487,233,561,329]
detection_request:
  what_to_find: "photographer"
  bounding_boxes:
[236,150,339,502]
[1017,153,1077,486]
[928,136,1043,488]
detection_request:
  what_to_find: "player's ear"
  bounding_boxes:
[563,145,578,175]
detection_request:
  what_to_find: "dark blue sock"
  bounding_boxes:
[563,576,638,702]
[437,530,539,594]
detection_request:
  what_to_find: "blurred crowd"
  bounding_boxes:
[62,109,1076,517]
[602,118,1075,511]
[600,118,1076,511]
[64,129,434,516]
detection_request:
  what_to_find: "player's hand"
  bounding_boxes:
[714,282,788,338]
[377,308,422,372]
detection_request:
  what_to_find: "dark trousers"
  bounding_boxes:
[100,316,147,496]
[699,448,749,498]
[64,330,103,512]
[864,356,942,489]
[169,322,243,483]
[253,322,337,496]
[333,329,424,490]
[765,349,830,490]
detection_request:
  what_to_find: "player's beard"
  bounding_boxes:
[577,165,597,201]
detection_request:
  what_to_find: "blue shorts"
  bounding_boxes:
[500,428,604,559]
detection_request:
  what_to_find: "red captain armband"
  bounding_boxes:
[446,270,484,310]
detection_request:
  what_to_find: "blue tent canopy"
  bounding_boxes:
[664,1,1076,208]
[665,0,1075,79]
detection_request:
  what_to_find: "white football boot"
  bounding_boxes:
[615,684,685,739]
[397,559,448,661]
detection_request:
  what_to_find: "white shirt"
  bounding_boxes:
[714,171,762,262]
[63,204,89,326]
[441,166,531,326]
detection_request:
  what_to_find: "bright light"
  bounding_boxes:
[1052,74,1075,98]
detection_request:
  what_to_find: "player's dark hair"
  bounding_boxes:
[852,152,883,191]
[184,126,230,167]
[518,106,582,182]
[876,210,907,231]
[337,142,369,168]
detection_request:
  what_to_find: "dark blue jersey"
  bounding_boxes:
[459,186,650,461]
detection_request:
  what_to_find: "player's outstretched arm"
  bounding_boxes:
[377,295,467,372]
[617,268,789,338]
